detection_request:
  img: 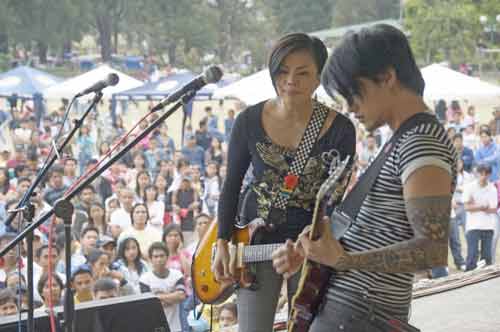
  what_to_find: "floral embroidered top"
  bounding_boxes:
[217,100,356,243]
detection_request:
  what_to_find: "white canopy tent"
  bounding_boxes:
[421,64,500,121]
[212,69,332,105]
[43,64,143,99]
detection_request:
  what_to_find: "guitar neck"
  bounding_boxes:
[242,243,283,264]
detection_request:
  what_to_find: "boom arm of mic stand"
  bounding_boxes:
[4,92,103,227]
[0,99,186,257]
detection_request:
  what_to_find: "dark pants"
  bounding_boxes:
[310,296,420,332]
[465,229,494,271]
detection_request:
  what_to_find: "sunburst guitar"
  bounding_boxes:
[288,155,352,332]
[192,217,282,304]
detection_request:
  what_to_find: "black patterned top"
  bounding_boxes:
[217,100,356,243]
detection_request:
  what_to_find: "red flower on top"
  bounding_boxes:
[284,174,299,190]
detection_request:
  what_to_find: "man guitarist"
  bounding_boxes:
[272,24,457,331]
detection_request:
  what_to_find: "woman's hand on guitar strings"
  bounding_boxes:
[298,218,349,269]
[271,239,304,279]
[212,239,234,282]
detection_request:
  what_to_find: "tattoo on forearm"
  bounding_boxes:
[335,195,451,273]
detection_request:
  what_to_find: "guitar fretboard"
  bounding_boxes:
[242,243,283,263]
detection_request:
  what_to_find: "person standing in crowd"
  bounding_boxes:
[213,33,356,332]
[271,24,456,331]
[0,289,18,316]
[218,302,238,332]
[37,273,64,310]
[140,242,186,332]
[224,109,236,142]
[144,184,165,232]
[186,213,213,256]
[115,237,148,294]
[358,133,379,171]
[464,164,497,271]
[71,265,94,303]
[109,187,135,232]
[93,278,119,300]
[453,133,474,173]
[43,166,68,206]
[76,125,95,174]
[71,226,99,270]
[450,159,471,271]
[182,134,205,173]
[475,128,499,182]
[63,157,79,187]
[118,203,161,255]
[202,161,220,217]
[171,178,199,237]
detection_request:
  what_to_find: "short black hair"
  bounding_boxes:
[70,264,93,281]
[35,244,60,258]
[268,33,328,92]
[322,24,424,106]
[480,128,492,137]
[477,164,492,175]
[93,277,117,293]
[148,241,168,259]
[453,133,463,141]
[162,223,184,244]
[80,226,99,240]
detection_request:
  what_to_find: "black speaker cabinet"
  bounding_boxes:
[0,293,169,332]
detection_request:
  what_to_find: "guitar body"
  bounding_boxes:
[192,219,265,304]
[288,241,332,332]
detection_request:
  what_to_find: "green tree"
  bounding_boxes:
[269,0,335,34]
[128,0,217,67]
[404,0,481,65]
[78,0,129,62]
[7,0,84,64]
[332,0,400,27]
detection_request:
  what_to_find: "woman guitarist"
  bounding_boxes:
[212,33,356,332]
[272,24,456,332]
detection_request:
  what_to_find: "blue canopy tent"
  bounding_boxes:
[0,66,63,124]
[111,70,238,144]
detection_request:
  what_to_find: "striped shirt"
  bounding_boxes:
[327,118,457,321]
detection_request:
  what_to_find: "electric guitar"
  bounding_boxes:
[192,155,351,307]
[192,217,282,304]
[288,155,351,332]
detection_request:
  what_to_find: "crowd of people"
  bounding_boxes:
[0,64,498,331]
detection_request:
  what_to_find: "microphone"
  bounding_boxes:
[151,66,223,112]
[75,73,120,97]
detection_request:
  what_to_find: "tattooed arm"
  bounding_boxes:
[276,166,453,277]
[332,166,452,273]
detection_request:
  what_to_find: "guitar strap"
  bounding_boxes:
[265,100,331,228]
[340,112,438,220]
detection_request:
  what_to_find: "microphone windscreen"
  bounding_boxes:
[107,73,120,86]
[204,66,223,84]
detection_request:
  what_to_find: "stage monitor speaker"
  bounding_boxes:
[0,293,169,332]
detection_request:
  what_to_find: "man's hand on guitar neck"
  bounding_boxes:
[297,218,348,269]
[272,218,351,277]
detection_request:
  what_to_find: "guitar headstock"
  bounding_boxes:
[316,155,351,203]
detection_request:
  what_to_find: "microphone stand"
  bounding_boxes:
[53,199,74,332]
[0,90,194,262]
[23,203,35,332]
[4,92,103,228]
